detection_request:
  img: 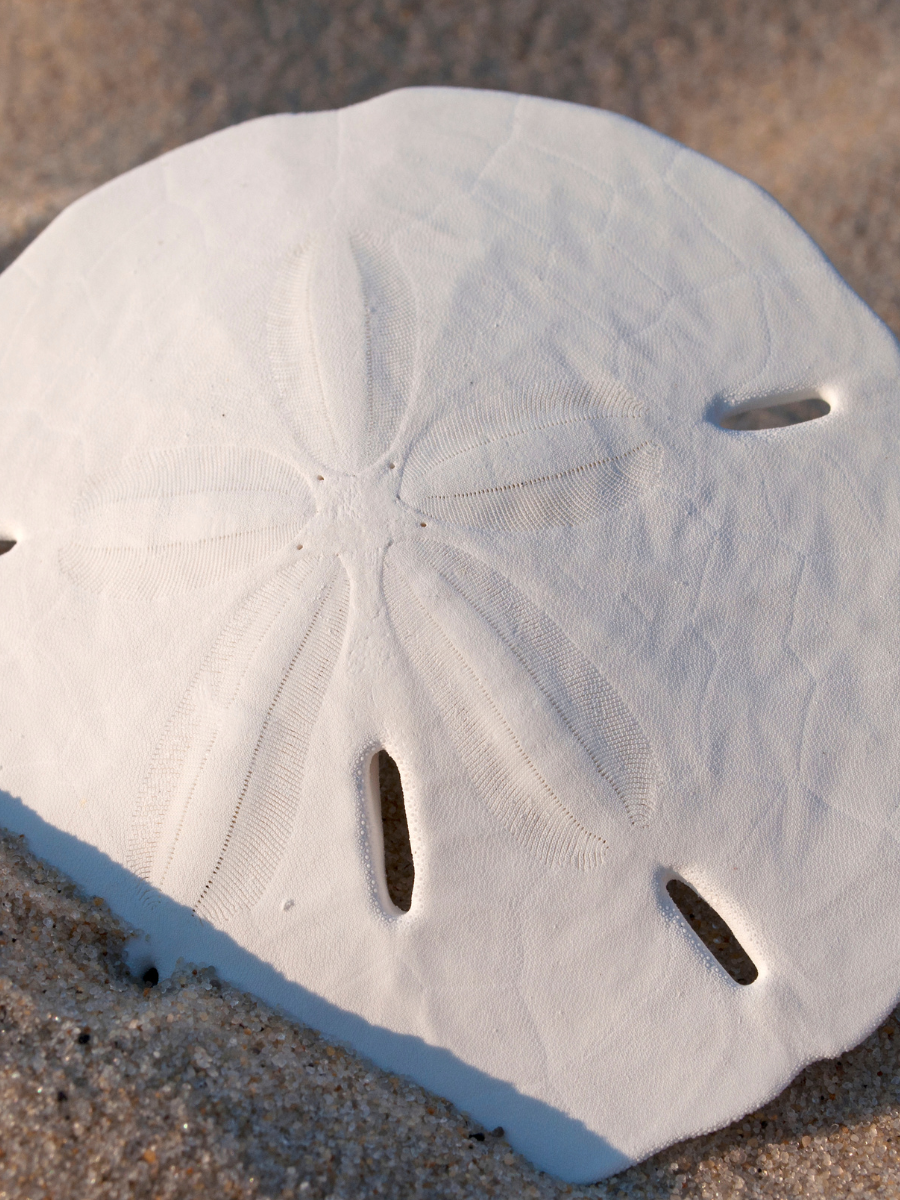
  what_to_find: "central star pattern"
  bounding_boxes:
[60,226,663,925]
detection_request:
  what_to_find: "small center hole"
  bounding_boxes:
[666,879,758,985]
[378,750,414,913]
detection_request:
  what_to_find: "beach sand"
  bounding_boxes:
[1,2,900,1195]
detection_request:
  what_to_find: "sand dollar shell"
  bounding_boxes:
[1,88,899,1182]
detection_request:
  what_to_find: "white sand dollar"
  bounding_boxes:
[1,87,900,1182]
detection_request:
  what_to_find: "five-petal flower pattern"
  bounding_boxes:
[61,227,663,925]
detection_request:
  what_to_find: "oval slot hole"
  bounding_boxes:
[720,395,830,431]
[0,539,15,556]
[666,879,758,985]
[378,750,414,913]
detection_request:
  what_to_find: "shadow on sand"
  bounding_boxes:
[0,786,621,1184]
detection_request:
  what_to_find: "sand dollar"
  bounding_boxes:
[1,87,899,1182]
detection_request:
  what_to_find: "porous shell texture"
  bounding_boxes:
[0,87,899,1183]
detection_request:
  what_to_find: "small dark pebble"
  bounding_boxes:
[77,1032,90,1045]
[492,1127,504,1138]
[56,1090,67,1103]
[142,966,159,986]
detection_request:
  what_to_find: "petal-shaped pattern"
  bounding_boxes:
[72,446,307,513]
[401,372,660,531]
[60,530,298,600]
[406,371,643,479]
[60,447,311,599]
[416,540,657,827]
[267,230,416,472]
[128,555,349,922]
[385,544,610,869]
[407,439,661,532]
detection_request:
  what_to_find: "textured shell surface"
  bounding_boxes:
[1,86,900,1183]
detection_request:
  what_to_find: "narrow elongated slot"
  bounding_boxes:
[666,879,758,985]
[0,539,15,556]
[720,394,830,431]
[378,750,414,912]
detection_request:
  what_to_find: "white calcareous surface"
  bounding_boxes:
[1,87,900,1183]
